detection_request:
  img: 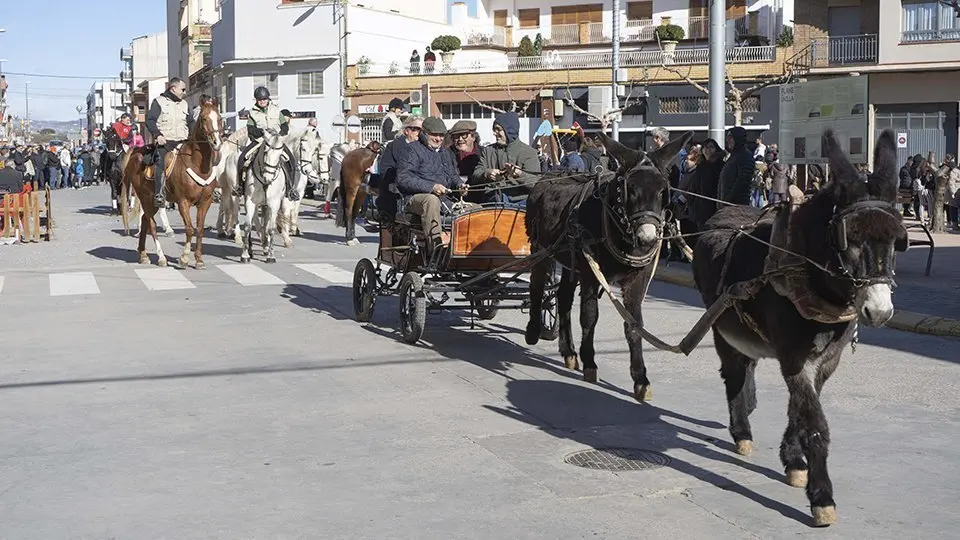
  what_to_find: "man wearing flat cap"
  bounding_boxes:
[396,116,467,253]
[448,120,483,201]
[376,115,423,221]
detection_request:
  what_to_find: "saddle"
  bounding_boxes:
[141,144,181,180]
[242,140,290,173]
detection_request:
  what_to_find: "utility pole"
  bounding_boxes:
[708,0,726,142]
[25,81,30,138]
[611,0,621,140]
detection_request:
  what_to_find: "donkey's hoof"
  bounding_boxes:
[158,258,168,268]
[583,368,598,383]
[811,506,837,527]
[164,230,174,237]
[563,355,579,370]
[524,324,541,346]
[266,256,277,264]
[786,469,808,488]
[735,440,754,456]
[240,255,250,264]
[633,383,653,402]
[179,256,190,268]
[195,261,206,271]
[346,238,361,246]
[138,253,149,265]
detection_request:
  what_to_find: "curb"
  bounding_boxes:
[653,265,960,339]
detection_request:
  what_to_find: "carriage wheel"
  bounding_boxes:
[471,298,499,320]
[353,258,378,322]
[540,262,560,341]
[398,273,426,344]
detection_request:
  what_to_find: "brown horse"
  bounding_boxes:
[335,142,380,245]
[121,102,224,269]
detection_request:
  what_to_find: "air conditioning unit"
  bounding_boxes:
[587,86,612,123]
[342,97,352,112]
[409,89,423,106]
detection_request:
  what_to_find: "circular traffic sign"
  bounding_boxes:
[332,114,346,127]
[346,115,362,134]
[897,135,906,145]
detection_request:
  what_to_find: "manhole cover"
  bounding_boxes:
[563,448,670,471]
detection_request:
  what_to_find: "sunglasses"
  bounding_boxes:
[452,132,472,139]
[405,126,421,132]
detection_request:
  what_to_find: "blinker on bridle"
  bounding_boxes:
[827,200,905,286]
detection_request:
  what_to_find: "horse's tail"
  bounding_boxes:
[335,167,346,228]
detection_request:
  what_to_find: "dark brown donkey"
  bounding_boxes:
[336,142,380,245]
[121,102,224,269]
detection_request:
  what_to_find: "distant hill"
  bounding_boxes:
[30,119,83,133]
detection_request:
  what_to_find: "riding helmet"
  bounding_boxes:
[254,86,271,101]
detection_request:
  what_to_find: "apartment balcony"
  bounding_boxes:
[788,34,878,72]
[120,69,133,82]
[902,17,960,43]
[357,45,776,78]
[120,47,132,61]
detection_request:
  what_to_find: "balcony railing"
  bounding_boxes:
[358,45,775,77]
[466,26,507,47]
[902,21,960,43]
[623,19,655,41]
[547,24,579,45]
[809,35,878,67]
[688,16,708,40]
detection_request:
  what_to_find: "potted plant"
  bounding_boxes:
[431,35,462,70]
[655,23,684,63]
[388,61,400,75]
[356,55,371,75]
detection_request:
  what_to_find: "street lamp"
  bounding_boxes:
[76,104,84,144]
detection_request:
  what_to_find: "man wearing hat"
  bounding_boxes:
[381,97,406,143]
[396,116,467,253]
[376,115,423,221]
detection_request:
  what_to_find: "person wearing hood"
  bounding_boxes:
[472,111,541,205]
[718,126,755,206]
[381,98,405,143]
[396,116,468,253]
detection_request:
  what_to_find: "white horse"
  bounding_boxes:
[277,127,324,247]
[216,127,249,245]
[240,132,287,264]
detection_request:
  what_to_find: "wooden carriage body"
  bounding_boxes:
[376,206,531,273]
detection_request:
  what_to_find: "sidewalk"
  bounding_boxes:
[654,226,960,338]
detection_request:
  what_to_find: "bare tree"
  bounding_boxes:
[658,52,794,126]
[560,71,640,133]
[462,81,543,116]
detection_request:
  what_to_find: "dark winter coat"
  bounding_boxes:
[396,136,464,197]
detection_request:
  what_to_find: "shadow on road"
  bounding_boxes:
[76,205,117,216]
[86,246,141,263]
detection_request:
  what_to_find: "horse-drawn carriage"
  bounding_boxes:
[352,198,559,344]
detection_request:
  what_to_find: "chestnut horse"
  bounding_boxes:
[336,142,380,245]
[121,102,223,269]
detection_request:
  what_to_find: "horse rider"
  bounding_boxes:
[396,116,471,255]
[111,113,135,150]
[146,77,193,206]
[236,86,296,199]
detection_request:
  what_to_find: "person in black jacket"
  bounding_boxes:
[396,116,468,253]
[718,126,755,205]
[376,116,422,221]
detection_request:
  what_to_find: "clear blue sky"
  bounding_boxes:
[1,0,166,121]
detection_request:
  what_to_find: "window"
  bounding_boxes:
[298,71,324,96]
[901,1,960,42]
[253,72,278,98]
[659,96,760,114]
[439,102,540,119]
[627,1,653,21]
[493,9,508,27]
[551,4,603,25]
[518,8,540,28]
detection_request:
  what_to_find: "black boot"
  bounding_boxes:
[154,162,165,206]
[285,161,300,201]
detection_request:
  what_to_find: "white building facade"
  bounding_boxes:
[86,81,128,134]
[211,0,344,140]
[167,0,220,104]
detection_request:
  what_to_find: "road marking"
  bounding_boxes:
[135,268,197,291]
[0,276,4,295]
[295,263,354,285]
[49,272,100,297]
[216,264,286,286]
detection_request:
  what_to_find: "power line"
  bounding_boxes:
[2,70,119,80]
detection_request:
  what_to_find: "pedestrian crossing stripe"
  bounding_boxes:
[0,276,4,295]
[49,272,100,297]
[135,268,197,291]
[215,264,287,286]
[295,263,354,284]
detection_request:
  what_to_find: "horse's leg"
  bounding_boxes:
[278,198,293,248]
[160,206,173,236]
[194,197,212,270]
[263,194,281,263]
[240,193,255,263]
[176,200,195,268]
[137,207,150,264]
[557,268,579,370]
[622,269,655,401]
[216,195,226,238]
[291,198,302,236]
[714,328,758,453]
[524,259,546,345]
[578,272,601,383]
[782,346,840,527]
[148,209,167,267]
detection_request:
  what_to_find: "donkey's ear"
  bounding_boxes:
[597,132,642,169]
[822,129,859,184]
[867,129,899,203]
[649,131,694,174]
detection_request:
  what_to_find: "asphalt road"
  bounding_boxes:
[1,187,958,539]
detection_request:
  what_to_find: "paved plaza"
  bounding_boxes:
[0,187,958,539]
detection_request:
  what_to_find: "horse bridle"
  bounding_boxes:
[600,155,666,267]
[826,199,904,287]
